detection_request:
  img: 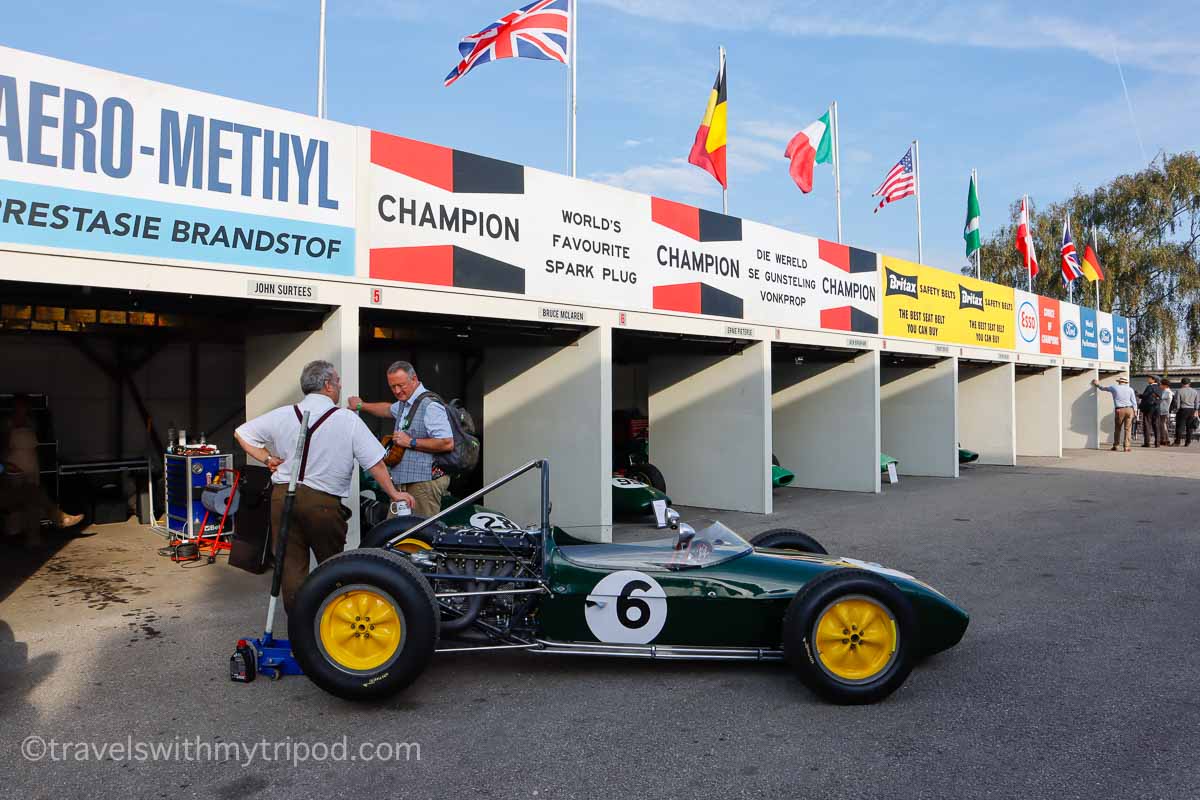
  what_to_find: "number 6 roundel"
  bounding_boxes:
[584,571,668,644]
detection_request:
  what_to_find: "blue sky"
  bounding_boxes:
[5,0,1198,272]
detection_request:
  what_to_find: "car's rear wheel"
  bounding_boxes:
[628,463,666,494]
[782,569,916,704]
[291,548,438,701]
[751,528,827,555]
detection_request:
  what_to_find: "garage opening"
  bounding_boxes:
[879,352,958,478]
[771,343,879,492]
[612,328,770,514]
[958,358,1015,466]
[1,279,329,591]
[358,308,606,539]
[1015,363,1063,457]
[1062,366,1100,449]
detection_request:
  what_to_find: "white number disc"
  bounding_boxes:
[585,570,667,644]
[469,511,521,531]
[611,476,648,490]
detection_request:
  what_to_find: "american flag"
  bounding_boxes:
[872,147,917,213]
[1060,217,1082,282]
[444,0,570,87]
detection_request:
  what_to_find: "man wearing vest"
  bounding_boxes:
[350,361,454,518]
[234,360,414,613]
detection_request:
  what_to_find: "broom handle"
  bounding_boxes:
[263,412,311,641]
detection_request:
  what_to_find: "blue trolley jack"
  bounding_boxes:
[230,414,311,683]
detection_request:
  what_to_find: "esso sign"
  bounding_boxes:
[1018,301,1038,343]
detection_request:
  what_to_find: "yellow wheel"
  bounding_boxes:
[783,569,916,704]
[812,595,898,683]
[316,585,406,673]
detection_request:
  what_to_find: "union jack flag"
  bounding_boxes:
[872,147,917,213]
[444,0,571,87]
[1060,216,1082,282]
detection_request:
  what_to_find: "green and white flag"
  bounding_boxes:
[964,173,981,257]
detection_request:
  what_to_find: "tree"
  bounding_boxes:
[970,152,1200,368]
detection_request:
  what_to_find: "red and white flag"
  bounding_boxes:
[1015,196,1039,278]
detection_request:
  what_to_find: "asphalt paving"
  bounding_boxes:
[2,447,1197,799]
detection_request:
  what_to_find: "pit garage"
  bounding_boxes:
[612,325,771,514]
[0,279,331,546]
[1015,363,1063,457]
[957,356,1016,466]
[1062,366,1102,449]
[879,352,958,478]
[771,342,879,492]
[358,307,606,540]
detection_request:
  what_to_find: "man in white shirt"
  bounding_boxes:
[234,360,413,613]
[1092,376,1137,452]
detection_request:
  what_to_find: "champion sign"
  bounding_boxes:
[1017,300,1038,343]
[958,285,984,311]
[885,268,918,299]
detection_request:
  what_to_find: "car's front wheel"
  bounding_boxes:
[782,569,916,704]
[628,463,666,493]
[751,528,827,554]
[291,548,438,701]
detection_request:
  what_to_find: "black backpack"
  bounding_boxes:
[402,392,480,475]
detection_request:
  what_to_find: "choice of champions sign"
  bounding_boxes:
[880,256,1014,349]
[365,130,880,334]
[0,46,356,275]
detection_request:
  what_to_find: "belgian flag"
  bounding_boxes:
[687,52,728,190]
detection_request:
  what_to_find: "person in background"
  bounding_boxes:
[1139,376,1163,447]
[234,360,414,614]
[1092,376,1137,452]
[1171,377,1199,447]
[350,361,454,518]
[1157,378,1176,447]
[0,396,83,548]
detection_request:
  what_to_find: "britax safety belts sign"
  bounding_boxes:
[880,256,1015,349]
[366,131,880,334]
[0,46,355,275]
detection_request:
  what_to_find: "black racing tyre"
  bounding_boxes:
[629,463,667,494]
[359,515,445,549]
[291,548,438,701]
[782,569,917,705]
[772,454,781,467]
[751,528,828,555]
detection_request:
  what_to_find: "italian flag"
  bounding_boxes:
[784,109,833,193]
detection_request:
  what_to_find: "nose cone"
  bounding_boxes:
[916,593,970,657]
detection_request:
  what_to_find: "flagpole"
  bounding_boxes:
[832,101,842,242]
[316,0,328,118]
[1025,194,1032,292]
[1066,209,1073,305]
[972,168,980,279]
[912,139,923,262]
[720,45,728,215]
[568,0,578,177]
[1093,223,1100,310]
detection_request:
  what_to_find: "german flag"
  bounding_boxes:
[1081,243,1105,282]
[687,54,727,189]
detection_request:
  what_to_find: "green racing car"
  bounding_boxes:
[293,460,968,705]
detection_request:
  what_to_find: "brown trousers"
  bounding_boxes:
[0,474,57,546]
[390,475,451,518]
[1113,407,1134,450]
[270,484,348,615]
